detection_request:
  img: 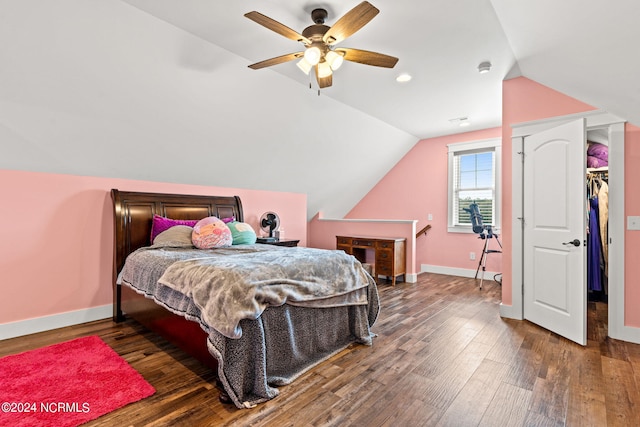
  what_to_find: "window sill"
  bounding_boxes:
[448,226,501,234]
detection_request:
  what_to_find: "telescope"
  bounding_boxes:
[464,202,502,289]
[463,202,495,238]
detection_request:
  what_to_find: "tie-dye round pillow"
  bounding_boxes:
[227,221,257,245]
[191,216,233,249]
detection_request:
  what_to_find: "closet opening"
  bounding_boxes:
[510,111,628,344]
[586,127,609,338]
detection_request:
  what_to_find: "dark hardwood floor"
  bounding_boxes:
[2,273,637,426]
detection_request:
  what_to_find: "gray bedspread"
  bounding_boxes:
[157,245,371,339]
[119,243,379,408]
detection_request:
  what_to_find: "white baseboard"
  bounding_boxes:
[375,273,418,283]
[0,305,113,341]
[420,264,500,280]
[499,303,523,320]
[609,324,640,345]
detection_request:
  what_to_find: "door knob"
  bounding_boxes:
[562,239,581,247]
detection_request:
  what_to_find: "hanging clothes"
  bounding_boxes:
[596,179,609,276]
[587,196,603,292]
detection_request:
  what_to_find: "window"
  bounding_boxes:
[447,138,501,233]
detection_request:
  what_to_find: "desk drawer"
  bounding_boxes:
[375,249,393,262]
[375,240,395,249]
[351,239,374,248]
[376,260,393,275]
[336,236,352,245]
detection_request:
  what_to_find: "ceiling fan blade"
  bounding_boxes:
[248,52,303,70]
[315,66,333,88]
[323,1,379,45]
[336,48,398,68]
[245,11,311,45]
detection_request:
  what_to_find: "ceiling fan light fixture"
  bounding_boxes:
[396,73,412,83]
[304,46,321,66]
[297,58,313,75]
[317,61,332,78]
[325,50,344,70]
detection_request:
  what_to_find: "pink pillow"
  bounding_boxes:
[150,215,198,242]
[192,216,233,249]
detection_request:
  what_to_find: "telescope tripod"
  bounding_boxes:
[474,231,502,290]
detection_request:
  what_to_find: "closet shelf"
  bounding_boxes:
[587,166,609,173]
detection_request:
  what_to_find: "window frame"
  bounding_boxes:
[447,138,502,234]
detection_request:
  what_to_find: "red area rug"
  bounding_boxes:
[0,335,155,427]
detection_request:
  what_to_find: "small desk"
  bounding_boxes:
[336,235,406,285]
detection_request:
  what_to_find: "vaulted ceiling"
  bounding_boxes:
[2,1,638,219]
[123,0,640,137]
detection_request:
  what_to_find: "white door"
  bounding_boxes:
[523,118,586,345]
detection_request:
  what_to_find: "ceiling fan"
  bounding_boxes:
[244,1,398,89]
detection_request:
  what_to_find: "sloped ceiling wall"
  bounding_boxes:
[490,0,640,127]
[0,0,417,219]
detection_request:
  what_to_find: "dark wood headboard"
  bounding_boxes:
[111,189,244,320]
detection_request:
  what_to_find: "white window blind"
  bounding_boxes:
[447,139,501,233]
[453,149,495,226]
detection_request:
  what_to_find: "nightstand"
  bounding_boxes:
[259,239,300,247]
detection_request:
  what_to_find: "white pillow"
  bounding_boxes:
[152,225,194,247]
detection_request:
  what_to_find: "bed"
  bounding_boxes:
[111,189,379,408]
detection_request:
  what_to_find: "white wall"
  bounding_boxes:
[0,0,417,219]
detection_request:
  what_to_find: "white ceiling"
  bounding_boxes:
[123,0,640,139]
[2,1,639,221]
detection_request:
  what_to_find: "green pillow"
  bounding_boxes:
[227,221,257,245]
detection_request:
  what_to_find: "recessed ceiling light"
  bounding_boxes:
[396,73,412,83]
[478,61,492,74]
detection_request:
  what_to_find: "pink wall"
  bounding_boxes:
[340,75,640,329]
[502,77,640,328]
[307,213,417,278]
[343,127,502,274]
[624,124,640,326]
[0,170,307,325]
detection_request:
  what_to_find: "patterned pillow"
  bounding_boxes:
[227,221,257,245]
[150,215,198,242]
[192,216,233,249]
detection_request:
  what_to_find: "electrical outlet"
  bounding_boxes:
[428,213,433,221]
[628,216,640,230]
[470,252,476,260]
